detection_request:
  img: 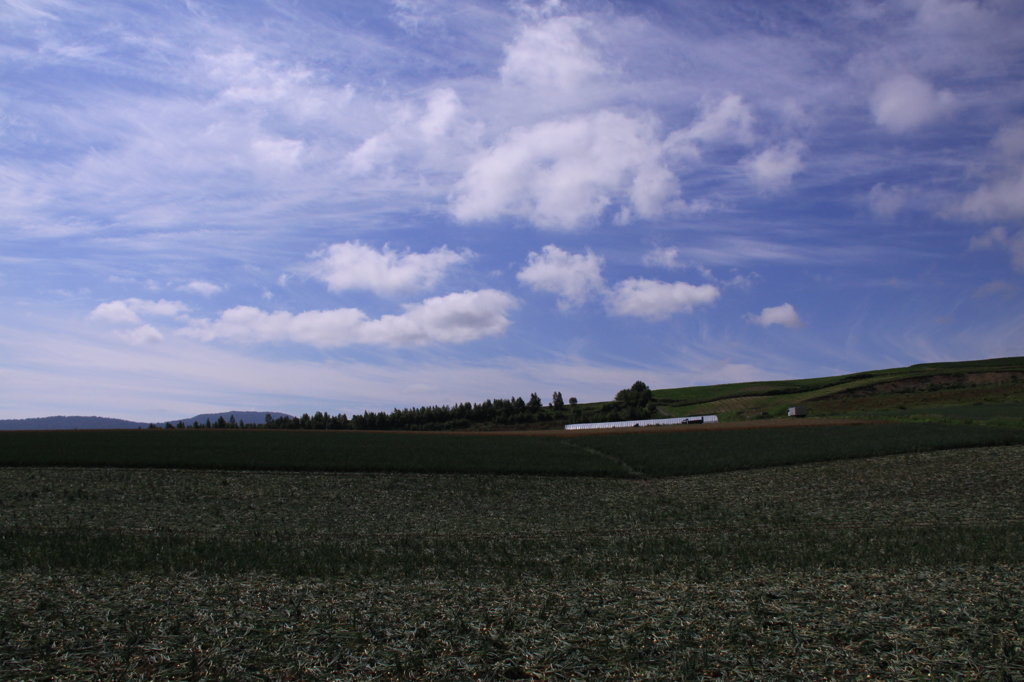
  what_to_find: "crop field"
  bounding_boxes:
[650,356,1024,421]
[2,443,1023,679]
[4,422,1024,478]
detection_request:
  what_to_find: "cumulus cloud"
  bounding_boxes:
[969,226,1024,272]
[89,298,189,325]
[451,111,677,229]
[516,245,604,310]
[744,303,805,328]
[180,289,517,348]
[743,142,804,192]
[179,280,222,297]
[303,242,470,296]
[870,75,955,134]
[500,16,604,90]
[604,278,720,320]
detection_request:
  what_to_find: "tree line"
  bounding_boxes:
[154,381,658,431]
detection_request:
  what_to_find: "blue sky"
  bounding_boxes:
[2,0,1023,421]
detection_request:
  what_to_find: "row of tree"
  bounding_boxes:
[153,381,657,431]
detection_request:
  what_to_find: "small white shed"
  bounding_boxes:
[787,406,808,417]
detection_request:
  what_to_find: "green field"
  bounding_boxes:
[650,355,1024,422]
[5,422,1024,477]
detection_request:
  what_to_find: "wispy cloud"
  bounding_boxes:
[89,299,189,325]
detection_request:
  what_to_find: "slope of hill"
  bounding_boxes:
[652,356,1024,424]
[0,412,294,431]
[0,416,149,431]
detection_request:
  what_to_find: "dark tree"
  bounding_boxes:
[614,380,653,409]
[552,391,565,412]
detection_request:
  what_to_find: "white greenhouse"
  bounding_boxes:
[564,415,718,431]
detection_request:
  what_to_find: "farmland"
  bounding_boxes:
[2,440,1023,679]
[4,421,1024,476]
[652,355,1024,424]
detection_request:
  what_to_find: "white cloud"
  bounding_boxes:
[870,75,955,134]
[743,142,804,192]
[204,48,353,122]
[744,302,805,328]
[642,246,681,268]
[419,88,461,140]
[500,16,604,90]
[663,94,755,159]
[969,226,1009,251]
[991,122,1024,160]
[304,242,470,296]
[969,226,1024,272]
[516,245,604,310]
[179,280,222,297]
[114,324,164,345]
[962,170,1024,220]
[89,298,189,325]
[346,87,479,175]
[604,278,719,320]
[180,289,517,348]
[868,183,909,218]
[960,122,1024,220]
[451,110,677,229]
[974,280,1018,298]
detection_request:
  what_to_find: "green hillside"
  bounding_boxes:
[651,356,1024,425]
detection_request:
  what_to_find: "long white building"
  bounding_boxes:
[564,415,718,431]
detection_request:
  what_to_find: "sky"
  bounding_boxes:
[2,0,1023,421]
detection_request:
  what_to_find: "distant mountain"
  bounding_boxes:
[173,411,294,426]
[0,411,294,430]
[0,416,148,430]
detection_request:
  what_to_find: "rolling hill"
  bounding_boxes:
[652,356,1024,425]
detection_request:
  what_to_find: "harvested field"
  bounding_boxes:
[3,567,1022,680]
[2,445,1023,679]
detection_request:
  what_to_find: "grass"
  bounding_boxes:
[577,422,1024,477]
[649,355,1024,420]
[0,429,622,475]
[1,444,1023,678]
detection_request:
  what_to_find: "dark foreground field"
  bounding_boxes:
[2,444,1023,679]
